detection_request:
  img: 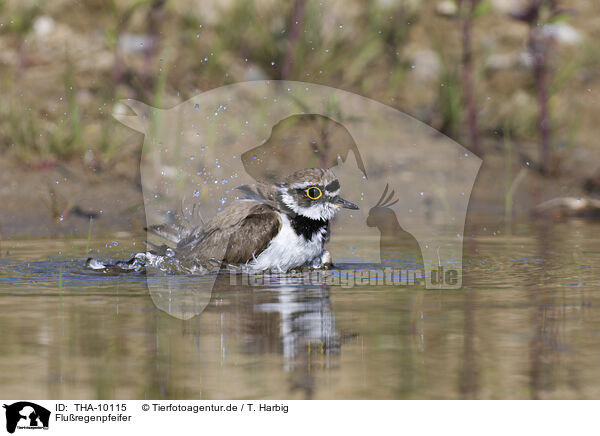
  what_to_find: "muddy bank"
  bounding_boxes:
[1,135,598,242]
[0,152,146,239]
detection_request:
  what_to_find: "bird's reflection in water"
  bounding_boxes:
[172,273,358,398]
[252,284,348,397]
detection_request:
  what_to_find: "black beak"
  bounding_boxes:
[334,196,359,210]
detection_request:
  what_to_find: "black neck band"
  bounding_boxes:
[290,215,328,240]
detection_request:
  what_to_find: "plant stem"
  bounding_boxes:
[504,124,512,232]
[460,0,481,155]
[86,217,93,255]
[534,44,551,175]
[281,0,306,79]
[528,17,551,175]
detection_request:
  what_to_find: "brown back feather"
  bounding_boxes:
[223,204,281,264]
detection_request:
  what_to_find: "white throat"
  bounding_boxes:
[279,189,339,221]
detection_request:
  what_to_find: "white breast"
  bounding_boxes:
[246,213,326,272]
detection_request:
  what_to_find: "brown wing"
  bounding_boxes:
[175,200,262,259]
[223,204,281,264]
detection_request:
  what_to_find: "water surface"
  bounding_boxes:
[0,221,598,399]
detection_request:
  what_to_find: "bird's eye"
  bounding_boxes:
[305,186,322,200]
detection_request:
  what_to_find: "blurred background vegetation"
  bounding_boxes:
[0,0,599,233]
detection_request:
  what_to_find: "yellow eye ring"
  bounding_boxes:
[305,186,322,200]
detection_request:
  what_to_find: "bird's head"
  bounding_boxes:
[278,168,359,220]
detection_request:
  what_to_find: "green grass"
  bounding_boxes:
[85,217,93,256]
[0,0,595,168]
